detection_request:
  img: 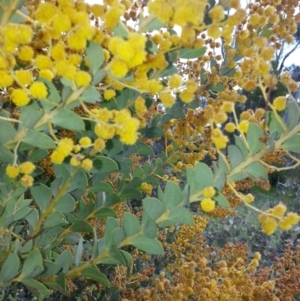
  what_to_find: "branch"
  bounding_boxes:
[278,41,300,73]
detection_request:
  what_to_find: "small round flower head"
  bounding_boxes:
[261,216,277,235]
[179,90,194,103]
[70,157,81,167]
[225,122,236,133]
[39,69,54,81]
[94,123,115,139]
[103,89,116,101]
[57,138,74,157]
[209,5,225,22]
[35,55,53,70]
[81,158,93,171]
[159,92,176,108]
[11,89,30,107]
[135,97,147,115]
[238,120,249,134]
[79,137,92,149]
[203,186,216,198]
[75,71,92,86]
[20,174,34,187]
[110,59,128,78]
[169,74,183,89]
[29,82,48,99]
[221,101,234,113]
[201,198,216,212]
[94,138,106,151]
[50,150,65,164]
[244,193,254,203]
[6,165,20,178]
[19,161,35,174]
[273,96,286,111]
[271,204,287,217]
[15,70,33,86]
[18,46,34,61]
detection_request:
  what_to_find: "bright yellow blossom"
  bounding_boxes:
[50,150,65,164]
[79,137,92,149]
[15,70,33,86]
[29,82,48,99]
[11,89,30,107]
[57,138,74,157]
[6,165,20,178]
[273,96,286,111]
[20,175,34,187]
[103,89,116,100]
[110,59,128,78]
[19,162,35,174]
[81,158,93,171]
[75,71,92,86]
[201,198,216,212]
[225,123,236,133]
[203,187,216,198]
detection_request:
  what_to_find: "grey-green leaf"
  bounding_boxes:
[52,108,85,131]
[0,252,20,282]
[247,123,265,155]
[23,129,55,149]
[143,197,165,221]
[30,184,52,213]
[178,47,206,59]
[87,41,104,74]
[130,236,164,254]
[123,212,140,236]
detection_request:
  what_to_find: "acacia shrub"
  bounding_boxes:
[0,0,300,299]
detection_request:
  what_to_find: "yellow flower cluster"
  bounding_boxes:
[148,0,206,26]
[6,161,35,187]
[211,128,229,149]
[259,204,300,235]
[91,107,140,145]
[108,33,147,77]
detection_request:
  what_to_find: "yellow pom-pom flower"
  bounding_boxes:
[20,175,34,187]
[244,193,254,203]
[0,71,13,88]
[79,137,92,149]
[81,158,93,171]
[103,89,116,101]
[94,123,116,139]
[179,90,194,103]
[201,198,216,212]
[29,82,48,99]
[50,150,65,164]
[273,96,286,111]
[159,92,176,108]
[39,69,54,81]
[75,71,92,86]
[203,186,216,198]
[6,165,20,178]
[15,70,33,86]
[11,89,30,107]
[209,5,225,22]
[19,161,35,174]
[70,157,81,167]
[93,138,106,151]
[35,55,53,70]
[18,46,34,61]
[51,43,66,61]
[57,138,74,157]
[135,96,147,115]
[261,216,277,235]
[169,74,183,88]
[110,59,128,78]
[271,204,287,217]
[225,122,236,133]
[238,120,249,134]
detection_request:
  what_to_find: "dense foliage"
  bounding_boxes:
[0,0,300,299]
